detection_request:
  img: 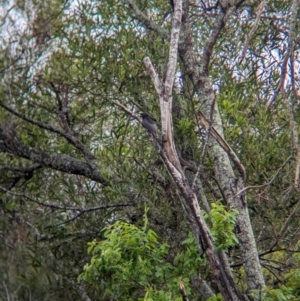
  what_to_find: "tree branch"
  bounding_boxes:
[1,163,42,174]
[164,0,182,98]
[198,111,246,181]
[0,126,109,185]
[267,0,299,109]
[143,2,245,299]
[0,100,94,159]
[202,12,226,74]
[124,0,169,40]
[0,185,132,212]
[239,0,266,64]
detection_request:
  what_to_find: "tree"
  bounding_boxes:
[0,0,299,300]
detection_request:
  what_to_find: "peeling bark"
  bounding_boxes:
[143,1,248,299]
[178,19,265,296]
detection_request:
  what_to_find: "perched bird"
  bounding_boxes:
[169,0,174,12]
[140,113,158,138]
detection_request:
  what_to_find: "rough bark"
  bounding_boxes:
[0,125,109,186]
[139,0,265,296]
[143,1,246,299]
[178,1,265,294]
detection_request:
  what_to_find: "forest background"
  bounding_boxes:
[0,0,300,300]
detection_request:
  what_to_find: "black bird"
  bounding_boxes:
[169,0,174,12]
[140,113,158,138]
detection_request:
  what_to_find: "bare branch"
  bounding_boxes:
[143,56,169,142]
[0,49,25,75]
[283,94,300,188]
[202,3,239,73]
[0,4,16,27]
[143,57,164,97]
[164,0,182,97]
[198,111,246,181]
[50,82,73,133]
[143,4,245,298]
[0,126,109,185]
[0,185,133,228]
[289,50,298,101]
[235,156,292,196]
[267,0,299,109]
[65,279,92,301]
[202,12,226,74]
[266,200,300,252]
[124,0,169,40]
[239,0,266,64]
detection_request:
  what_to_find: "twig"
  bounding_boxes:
[0,100,94,159]
[202,10,226,73]
[111,99,139,119]
[267,0,299,109]
[0,49,24,75]
[260,263,283,284]
[192,98,217,190]
[0,185,132,212]
[259,248,300,258]
[38,230,100,241]
[45,211,84,228]
[239,1,266,64]
[1,163,42,173]
[2,281,10,301]
[65,279,92,301]
[283,94,300,189]
[179,280,189,301]
[124,0,169,40]
[235,156,292,196]
[198,111,246,181]
[0,127,109,185]
[267,200,300,252]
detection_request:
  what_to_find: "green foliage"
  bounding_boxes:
[173,231,204,275]
[263,286,297,301]
[207,293,223,301]
[0,0,300,300]
[204,202,238,250]
[79,210,202,300]
[284,248,300,295]
[249,246,300,301]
